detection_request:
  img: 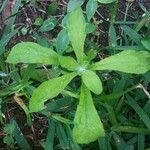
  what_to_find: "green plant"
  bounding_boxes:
[3,122,16,146]
[6,7,150,144]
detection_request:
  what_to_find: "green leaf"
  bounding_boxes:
[34,17,44,26]
[86,23,96,34]
[67,0,84,12]
[0,28,19,55]
[59,56,79,71]
[45,120,55,150]
[82,70,103,94]
[29,72,77,112]
[47,1,58,15]
[97,0,116,4]
[6,42,58,65]
[12,120,31,150]
[91,50,150,74]
[86,0,98,21]
[73,84,105,144]
[141,38,150,51]
[67,7,86,62]
[121,25,142,45]
[56,29,70,54]
[39,17,57,32]
[109,24,117,47]
[126,96,150,130]
[4,122,16,134]
[3,135,14,145]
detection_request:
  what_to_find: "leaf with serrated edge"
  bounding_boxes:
[82,70,103,94]
[67,7,86,62]
[7,42,58,65]
[29,72,77,112]
[73,84,105,144]
[91,50,150,74]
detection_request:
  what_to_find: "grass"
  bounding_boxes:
[0,0,150,149]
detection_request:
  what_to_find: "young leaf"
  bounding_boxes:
[73,84,105,144]
[59,56,79,71]
[109,24,117,47]
[29,72,77,112]
[34,17,44,26]
[86,0,98,21]
[97,0,116,4]
[6,42,58,65]
[86,23,96,34]
[56,29,70,54]
[82,70,103,94]
[67,0,85,12]
[67,7,86,62]
[47,1,58,15]
[39,17,57,32]
[91,50,150,74]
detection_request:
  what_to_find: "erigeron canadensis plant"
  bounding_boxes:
[6,7,150,144]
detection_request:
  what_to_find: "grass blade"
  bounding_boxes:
[126,96,150,130]
[45,120,56,150]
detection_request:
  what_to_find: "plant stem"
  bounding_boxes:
[62,90,79,99]
[110,0,119,25]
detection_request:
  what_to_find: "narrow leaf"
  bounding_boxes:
[126,96,150,130]
[91,50,150,74]
[12,119,31,150]
[56,29,70,54]
[67,7,86,62]
[82,70,103,94]
[45,120,55,150]
[109,24,117,47]
[73,84,105,144]
[29,72,77,112]
[121,25,142,45]
[86,0,98,21]
[97,0,116,4]
[0,29,19,55]
[7,42,58,65]
[141,38,150,51]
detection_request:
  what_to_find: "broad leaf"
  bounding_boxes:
[39,17,57,32]
[59,56,79,71]
[82,70,103,94]
[29,72,77,112]
[86,0,98,21]
[73,84,105,144]
[97,0,116,4]
[56,29,70,54]
[7,42,58,65]
[67,0,85,12]
[67,7,86,62]
[91,50,150,74]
